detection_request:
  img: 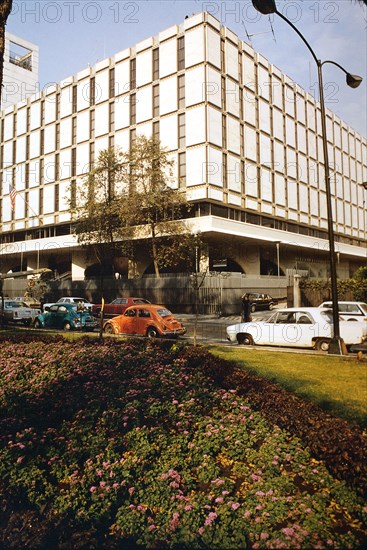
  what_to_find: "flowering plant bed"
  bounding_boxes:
[0,336,366,549]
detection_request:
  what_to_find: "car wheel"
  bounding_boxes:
[104,324,116,334]
[63,321,72,331]
[315,338,330,352]
[34,319,42,329]
[250,304,256,313]
[146,327,159,338]
[268,303,274,310]
[237,333,254,345]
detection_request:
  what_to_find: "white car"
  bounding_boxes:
[43,297,94,312]
[0,300,41,325]
[319,301,367,322]
[226,307,367,352]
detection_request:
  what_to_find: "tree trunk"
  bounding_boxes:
[0,0,13,107]
[151,227,160,278]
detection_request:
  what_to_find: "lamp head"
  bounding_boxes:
[252,0,277,15]
[346,73,363,89]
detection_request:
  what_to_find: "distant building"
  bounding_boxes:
[1,32,39,109]
[0,13,366,284]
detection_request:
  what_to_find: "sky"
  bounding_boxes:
[5,0,367,137]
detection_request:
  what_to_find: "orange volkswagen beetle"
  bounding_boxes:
[103,304,186,339]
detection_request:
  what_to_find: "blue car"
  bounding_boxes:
[34,303,98,331]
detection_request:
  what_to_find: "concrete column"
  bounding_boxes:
[71,252,86,280]
[293,274,301,307]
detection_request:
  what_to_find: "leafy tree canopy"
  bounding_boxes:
[73,137,194,277]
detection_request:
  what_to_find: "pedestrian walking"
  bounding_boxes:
[241,294,251,322]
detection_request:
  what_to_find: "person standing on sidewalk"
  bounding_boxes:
[241,294,251,322]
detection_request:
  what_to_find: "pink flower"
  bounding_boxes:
[90,486,97,493]
[128,487,135,495]
[148,525,156,531]
[260,533,269,540]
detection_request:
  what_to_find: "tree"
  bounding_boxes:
[122,136,192,277]
[0,0,13,106]
[73,137,192,278]
[72,147,128,275]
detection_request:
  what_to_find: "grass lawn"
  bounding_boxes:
[209,346,367,427]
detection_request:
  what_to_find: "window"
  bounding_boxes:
[71,149,76,177]
[223,153,227,188]
[153,48,159,80]
[178,36,185,71]
[109,102,115,131]
[39,188,43,214]
[90,77,95,106]
[153,85,159,118]
[72,117,77,143]
[55,153,59,181]
[72,85,77,113]
[153,121,159,140]
[125,309,136,317]
[178,152,186,186]
[221,77,226,111]
[222,115,227,149]
[130,94,136,125]
[90,110,95,139]
[178,113,185,148]
[139,309,151,318]
[178,75,185,109]
[221,39,225,71]
[130,58,136,89]
[109,68,115,97]
[54,183,59,211]
[55,123,60,149]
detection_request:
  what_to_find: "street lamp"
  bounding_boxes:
[252,0,363,355]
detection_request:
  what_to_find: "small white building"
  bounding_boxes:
[0,13,366,285]
[1,32,39,110]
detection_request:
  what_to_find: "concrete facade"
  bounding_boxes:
[0,13,366,284]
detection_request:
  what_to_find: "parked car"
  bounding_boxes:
[226,307,367,351]
[103,304,186,338]
[92,297,151,318]
[319,301,367,322]
[0,299,41,326]
[247,293,276,313]
[34,303,98,331]
[42,297,94,312]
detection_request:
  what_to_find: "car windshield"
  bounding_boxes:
[157,308,172,318]
[7,301,27,308]
[360,304,367,315]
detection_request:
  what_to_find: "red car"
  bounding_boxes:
[103,304,186,338]
[92,297,150,318]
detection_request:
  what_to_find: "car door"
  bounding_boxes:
[45,304,60,327]
[272,311,300,346]
[294,311,315,346]
[53,305,69,329]
[136,308,152,335]
[120,308,137,334]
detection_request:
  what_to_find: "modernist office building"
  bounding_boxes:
[0,12,366,282]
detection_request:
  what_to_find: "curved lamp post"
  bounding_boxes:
[252,0,363,355]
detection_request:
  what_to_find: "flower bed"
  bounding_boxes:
[0,336,366,549]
